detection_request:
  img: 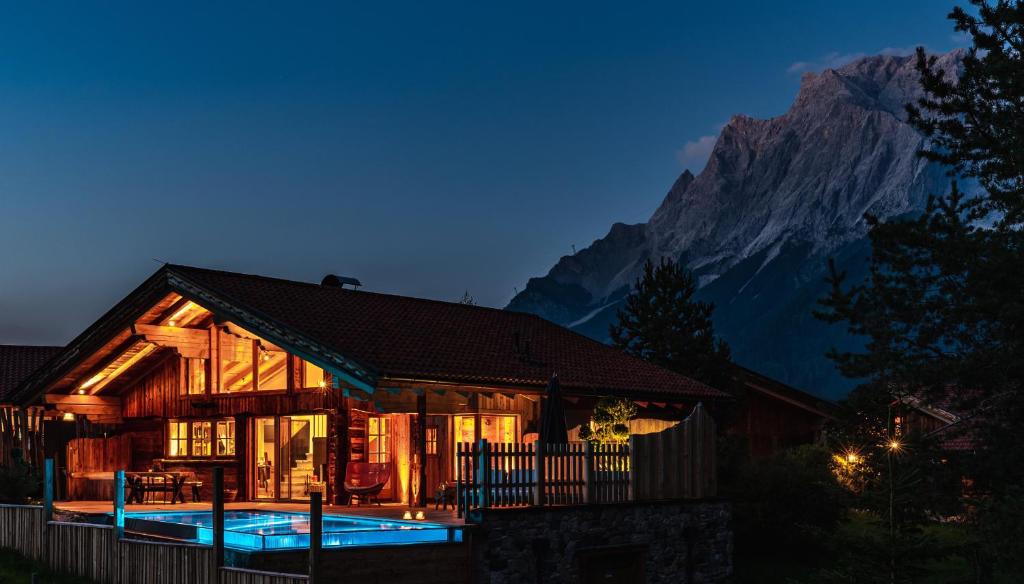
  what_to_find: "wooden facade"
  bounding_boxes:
[49,327,544,505]
[8,265,731,506]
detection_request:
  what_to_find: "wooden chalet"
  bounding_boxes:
[726,365,836,458]
[9,264,728,506]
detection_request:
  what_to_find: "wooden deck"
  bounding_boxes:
[55,500,463,526]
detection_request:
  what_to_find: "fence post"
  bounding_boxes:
[309,491,322,584]
[212,466,224,584]
[113,470,125,584]
[533,439,544,506]
[583,442,595,504]
[627,436,637,502]
[478,439,491,509]
[43,458,53,522]
[40,458,53,565]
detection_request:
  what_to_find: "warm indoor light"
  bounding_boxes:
[318,380,327,389]
[845,452,859,464]
[77,388,86,395]
[61,412,75,422]
[402,511,413,520]
[79,373,106,390]
[414,511,425,521]
[888,440,902,452]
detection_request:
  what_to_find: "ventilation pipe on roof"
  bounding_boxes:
[321,274,362,290]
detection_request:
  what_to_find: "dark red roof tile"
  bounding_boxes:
[0,345,62,402]
[169,265,728,400]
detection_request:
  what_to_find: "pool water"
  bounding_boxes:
[122,510,462,551]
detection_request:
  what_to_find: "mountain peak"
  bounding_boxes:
[507,49,964,398]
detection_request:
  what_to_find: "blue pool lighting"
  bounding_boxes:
[121,510,462,551]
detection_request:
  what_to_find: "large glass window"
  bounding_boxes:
[453,415,518,465]
[302,360,327,390]
[368,416,390,464]
[168,421,188,457]
[219,332,253,392]
[256,344,287,391]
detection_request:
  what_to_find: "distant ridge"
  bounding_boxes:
[507,50,965,399]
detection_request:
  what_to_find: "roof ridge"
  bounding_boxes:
[166,263,547,320]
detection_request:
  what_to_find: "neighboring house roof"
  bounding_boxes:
[897,389,980,452]
[0,345,63,403]
[733,364,837,419]
[12,264,729,404]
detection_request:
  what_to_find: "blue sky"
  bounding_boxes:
[0,1,966,345]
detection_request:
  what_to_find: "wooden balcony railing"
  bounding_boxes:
[455,402,716,517]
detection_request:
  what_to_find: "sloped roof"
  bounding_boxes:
[0,345,62,402]
[13,264,728,403]
[169,265,726,398]
[733,364,837,419]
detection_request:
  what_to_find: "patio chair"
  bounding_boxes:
[342,462,391,506]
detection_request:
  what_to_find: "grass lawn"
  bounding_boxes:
[0,548,94,584]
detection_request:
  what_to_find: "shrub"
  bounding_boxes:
[729,444,849,554]
[0,464,42,504]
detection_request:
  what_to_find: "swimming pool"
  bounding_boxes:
[122,510,462,551]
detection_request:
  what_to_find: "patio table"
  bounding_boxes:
[125,472,190,504]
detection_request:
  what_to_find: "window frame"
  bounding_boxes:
[165,418,237,459]
[367,416,390,464]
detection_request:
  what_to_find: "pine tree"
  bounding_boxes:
[818,2,1024,576]
[610,257,731,387]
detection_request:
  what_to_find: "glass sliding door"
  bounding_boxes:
[253,414,327,501]
[254,417,277,500]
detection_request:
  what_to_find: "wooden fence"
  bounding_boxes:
[632,400,716,500]
[0,504,308,584]
[456,402,716,516]
[0,504,44,558]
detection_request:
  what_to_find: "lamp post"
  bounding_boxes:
[886,404,902,584]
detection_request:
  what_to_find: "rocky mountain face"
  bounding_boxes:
[507,51,964,399]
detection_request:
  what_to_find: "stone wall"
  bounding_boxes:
[470,500,732,584]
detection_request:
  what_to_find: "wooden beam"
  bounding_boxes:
[57,404,120,416]
[45,395,121,406]
[70,336,141,393]
[89,343,157,395]
[133,323,211,358]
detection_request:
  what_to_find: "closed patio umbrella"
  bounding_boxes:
[539,373,569,444]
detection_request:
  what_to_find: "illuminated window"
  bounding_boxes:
[426,426,438,456]
[454,415,517,445]
[186,358,206,395]
[192,421,212,456]
[219,332,253,392]
[368,417,390,464]
[256,345,287,391]
[216,420,236,456]
[302,360,327,389]
[168,421,188,457]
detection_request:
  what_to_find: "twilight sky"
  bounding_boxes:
[0,1,966,345]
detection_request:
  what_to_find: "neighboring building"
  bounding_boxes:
[896,392,979,452]
[10,264,728,504]
[0,344,63,467]
[726,365,836,458]
[0,344,63,405]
